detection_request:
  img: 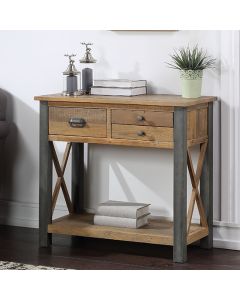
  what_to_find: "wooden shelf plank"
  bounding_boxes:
[48,213,208,246]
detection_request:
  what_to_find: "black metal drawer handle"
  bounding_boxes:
[137,115,145,121]
[69,117,86,128]
[137,131,145,137]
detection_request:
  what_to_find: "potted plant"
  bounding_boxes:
[167,45,216,98]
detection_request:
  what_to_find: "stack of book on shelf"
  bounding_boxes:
[93,200,151,229]
[91,79,147,96]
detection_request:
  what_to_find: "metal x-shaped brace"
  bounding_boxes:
[50,142,73,216]
[187,142,209,234]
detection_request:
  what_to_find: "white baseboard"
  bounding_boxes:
[213,220,240,250]
[0,199,68,228]
[0,199,240,251]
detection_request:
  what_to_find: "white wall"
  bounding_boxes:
[0,30,235,248]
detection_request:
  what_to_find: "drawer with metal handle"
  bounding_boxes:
[49,107,107,137]
[111,109,173,127]
[112,124,173,142]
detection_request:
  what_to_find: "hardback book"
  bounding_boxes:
[93,79,147,88]
[91,86,147,96]
[96,200,150,219]
[93,214,150,229]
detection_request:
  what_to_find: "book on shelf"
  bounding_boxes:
[91,86,147,96]
[93,79,147,88]
[96,200,150,219]
[93,213,150,229]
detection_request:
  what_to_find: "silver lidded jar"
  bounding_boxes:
[62,54,82,96]
[80,43,97,94]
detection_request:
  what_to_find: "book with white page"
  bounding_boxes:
[91,86,147,96]
[96,200,150,219]
[94,79,147,88]
[93,214,150,229]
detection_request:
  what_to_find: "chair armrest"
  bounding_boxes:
[0,121,10,139]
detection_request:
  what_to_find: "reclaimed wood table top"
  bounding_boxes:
[34,93,216,107]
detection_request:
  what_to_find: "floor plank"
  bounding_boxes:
[0,225,239,270]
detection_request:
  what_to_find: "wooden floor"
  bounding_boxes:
[0,225,239,270]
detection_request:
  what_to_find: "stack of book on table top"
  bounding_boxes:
[93,200,151,229]
[91,79,147,96]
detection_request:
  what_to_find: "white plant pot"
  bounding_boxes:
[180,70,203,98]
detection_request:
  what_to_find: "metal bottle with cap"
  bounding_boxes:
[80,43,97,94]
[62,54,82,96]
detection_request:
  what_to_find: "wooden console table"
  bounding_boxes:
[35,94,215,263]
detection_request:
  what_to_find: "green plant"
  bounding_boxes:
[167,45,216,70]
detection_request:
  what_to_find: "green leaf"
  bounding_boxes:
[166,45,216,71]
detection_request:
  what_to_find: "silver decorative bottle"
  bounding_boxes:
[80,43,97,94]
[62,54,82,96]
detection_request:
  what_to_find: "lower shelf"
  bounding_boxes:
[48,213,209,246]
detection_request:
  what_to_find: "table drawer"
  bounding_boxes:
[112,124,173,142]
[111,109,173,127]
[49,107,107,137]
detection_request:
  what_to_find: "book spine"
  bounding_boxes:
[136,206,149,218]
[94,80,147,88]
[94,215,149,228]
[96,204,150,218]
[96,206,137,218]
[94,215,137,228]
[91,87,146,96]
[94,82,132,88]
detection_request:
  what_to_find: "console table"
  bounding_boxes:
[35,94,215,263]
